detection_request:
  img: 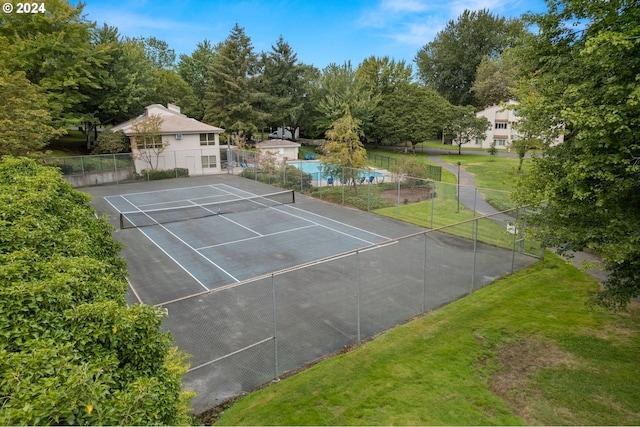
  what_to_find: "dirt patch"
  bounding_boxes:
[380,187,435,204]
[487,338,579,423]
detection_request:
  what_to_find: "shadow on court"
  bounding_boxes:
[83,175,538,414]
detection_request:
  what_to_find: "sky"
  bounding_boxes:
[82,0,548,70]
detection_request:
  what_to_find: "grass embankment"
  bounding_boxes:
[209,253,640,425]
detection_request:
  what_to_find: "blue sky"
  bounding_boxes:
[83,0,548,70]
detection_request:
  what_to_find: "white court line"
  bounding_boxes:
[216,183,391,245]
[136,193,232,209]
[217,214,263,237]
[107,194,241,289]
[114,183,222,197]
[104,197,210,291]
[197,224,317,250]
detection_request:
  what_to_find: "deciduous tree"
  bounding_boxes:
[415,9,525,106]
[0,66,63,156]
[374,83,450,149]
[131,115,167,170]
[512,0,640,309]
[314,61,379,137]
[445,105,491,154]
[471,52,519,108]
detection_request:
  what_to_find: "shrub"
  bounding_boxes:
[137,168,189,180]
[0,158,193,425]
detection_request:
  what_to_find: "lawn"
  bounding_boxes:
[207,253,640,425]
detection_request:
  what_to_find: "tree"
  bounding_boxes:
[131,115,167,170]
[0,157,192,425]
[415,9,525,106]
[0,67,64,156]
[145,69,200,118]
[487,141,498,161]
[258,36,308,140]
[0,0,108,130]
[471,52,519,108]
[509,137,542,171]
[445,105,491,154]
[374,83,451,149]
[80,26,154,149]
[91,130,129,154]
[177,39,219,120]
[138,36,176,69]
[314,61,379,137]
[512,0,640,309]
[321,107,367,194]
[356,56,413,144]
[203,24,268,141]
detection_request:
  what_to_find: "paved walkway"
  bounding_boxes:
[427,154,515,224]
[423,148,610,285]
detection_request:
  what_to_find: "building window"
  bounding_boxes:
[200,133,217,146]
[494,139,506,147]
[201,155,217,168]
[495,122,508,130]
[475,138,482,145]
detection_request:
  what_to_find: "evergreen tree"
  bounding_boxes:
[258,36,308,140]
[203,24,267,141]
[177,39,219,120]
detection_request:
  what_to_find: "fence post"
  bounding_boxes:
[422,232,427,314]
[271,273,279,380]
[471,188,478,290]
[113,154,118,184]
[80,156,86,187]
[356,249,361,344]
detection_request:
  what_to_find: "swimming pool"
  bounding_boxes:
[288,160,387,181]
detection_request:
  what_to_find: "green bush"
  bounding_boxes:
[137,168,189,180]
[0,158,192,425]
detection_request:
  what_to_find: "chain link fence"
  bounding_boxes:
[162,205,541,414]
[46,150,542,414]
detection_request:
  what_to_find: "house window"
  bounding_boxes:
[494,139,507,147]
[201,155,217,168]
[135,138,163,150]
[495,122,508,130]
[200,133,217,146]
[475,138,483,145]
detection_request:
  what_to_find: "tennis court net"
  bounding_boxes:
[119,190,295,229]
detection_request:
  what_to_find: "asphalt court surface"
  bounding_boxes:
[97,179,409,305]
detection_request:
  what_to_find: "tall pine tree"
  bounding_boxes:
[203,24,267,142]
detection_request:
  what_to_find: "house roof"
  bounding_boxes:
[256,139,301,149]
[112,104,224,136]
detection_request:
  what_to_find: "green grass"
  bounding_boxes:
[208,254,640,425]
[439,154,529,192]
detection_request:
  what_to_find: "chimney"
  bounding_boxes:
[167,103,181,113]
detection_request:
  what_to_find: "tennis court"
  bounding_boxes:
[84,175,538,413]
[101,181,403,306]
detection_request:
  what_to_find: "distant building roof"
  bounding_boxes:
[256,139,301,149]
[112,104,224,136]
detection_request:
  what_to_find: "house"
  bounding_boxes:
[111,103,225,176]
[473,100,563,149]
[256,139,301,163]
